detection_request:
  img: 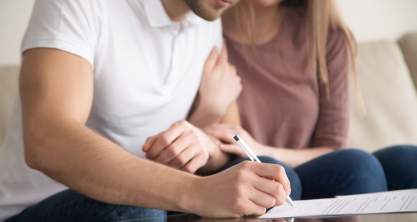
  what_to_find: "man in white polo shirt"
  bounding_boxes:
[1,0,291,221]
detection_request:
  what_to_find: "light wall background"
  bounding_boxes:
[0,0,417,66]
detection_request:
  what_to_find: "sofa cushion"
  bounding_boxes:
[348,41,417,152]
[0,66,19,146]
[399,32,417,88]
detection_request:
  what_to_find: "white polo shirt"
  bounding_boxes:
[0,0,222,220]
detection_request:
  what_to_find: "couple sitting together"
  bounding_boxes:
[1,0,417,221]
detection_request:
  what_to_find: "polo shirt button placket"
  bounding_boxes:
[163,23,186,94]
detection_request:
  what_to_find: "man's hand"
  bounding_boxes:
[189,161,291,218]
[143,121,219,173]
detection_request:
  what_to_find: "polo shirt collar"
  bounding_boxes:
[143,0,204,28]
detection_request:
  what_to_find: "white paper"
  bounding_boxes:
[260,189,417,219]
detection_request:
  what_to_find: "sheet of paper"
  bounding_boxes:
[260,189,417,219]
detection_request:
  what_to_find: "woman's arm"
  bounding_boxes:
[188,46,242,128]
[205,124,332,167]
[220,102,241,125]
[207,30,352,168]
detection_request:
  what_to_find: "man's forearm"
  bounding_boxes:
[24,119,198,212]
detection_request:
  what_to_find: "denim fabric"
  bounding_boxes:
[222,155,303,200]
[373,145,417,190]
[295,149,387,199]
[224,149,388,200]
[7,146,416,221]
[5,189,166,222]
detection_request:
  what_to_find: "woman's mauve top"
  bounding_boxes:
[225,8,350,149]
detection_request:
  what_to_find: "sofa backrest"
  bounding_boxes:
[0,66,19,146]
[1,33,417,153]
[399,33,417,88]
[348,41,417,152]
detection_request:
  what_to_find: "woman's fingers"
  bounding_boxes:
[205,125,236,143]
[220,144,247,157]
[216,45,229,67]
[204,47,219,72]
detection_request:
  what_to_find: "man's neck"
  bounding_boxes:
[161,0,190,22]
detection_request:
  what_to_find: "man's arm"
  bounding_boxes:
[21,48,294,218]
[20,48,198,212]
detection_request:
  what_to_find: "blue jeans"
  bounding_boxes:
[5,190,166,222]
[223,149,389,200]
[7,146,417,221]
[374,145,417,190]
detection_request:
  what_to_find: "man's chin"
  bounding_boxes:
[199,12,221,21]
[196,7,226,21]
[184,0,224,21]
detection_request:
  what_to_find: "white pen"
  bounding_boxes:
[233,134,295,207]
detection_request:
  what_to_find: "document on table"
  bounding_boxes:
[260,189,417,219]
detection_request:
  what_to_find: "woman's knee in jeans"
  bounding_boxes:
[257,156,302,200]
[333,149,388,193]
[374,145,417,189]
[374,144,417,162]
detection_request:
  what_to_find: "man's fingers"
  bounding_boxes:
[245,201,267,216]
[248,187,276,209]
[204,47,219,72]
[252,163,291,194]
[145,121,187,159]
[253,175,282,197]
[143,135,157,152]
[169,145,197,169]
[182,152,207,173]
[252,176,288,206]
[154,133,192,164]
[274,183,288,206]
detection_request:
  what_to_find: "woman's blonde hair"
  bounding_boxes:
[223,0,356,93]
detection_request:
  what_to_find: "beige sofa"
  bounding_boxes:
[348,32,417,152]
[1,32,417,221]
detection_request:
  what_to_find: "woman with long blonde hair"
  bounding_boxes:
[196,0,417,201]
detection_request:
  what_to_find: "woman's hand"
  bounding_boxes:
[198,46,242,118]
[204,124,263,158]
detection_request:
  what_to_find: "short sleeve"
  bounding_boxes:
[21,0,101,65]
[310,29,351,148]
